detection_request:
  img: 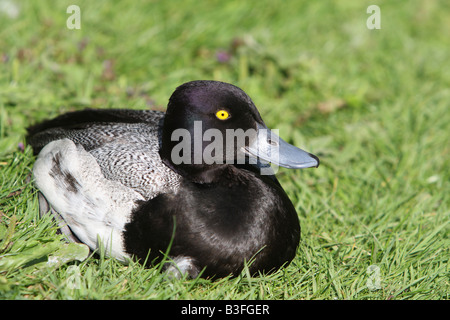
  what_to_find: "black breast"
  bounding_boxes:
[123,165,300,278]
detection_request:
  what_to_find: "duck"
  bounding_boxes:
[27,80,319,279]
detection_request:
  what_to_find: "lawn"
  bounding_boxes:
[0,0,449,300]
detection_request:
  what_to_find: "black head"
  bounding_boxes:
[159,81,259,181]
[159,80,319,183]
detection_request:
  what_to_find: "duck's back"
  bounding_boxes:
[27,109,181,199]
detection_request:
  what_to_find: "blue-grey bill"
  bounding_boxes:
[243,123,319,169]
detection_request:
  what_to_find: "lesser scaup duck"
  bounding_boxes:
[27,80,319,279]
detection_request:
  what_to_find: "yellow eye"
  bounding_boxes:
[215,109,230,120]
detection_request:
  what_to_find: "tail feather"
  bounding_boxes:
[33,139,144,261]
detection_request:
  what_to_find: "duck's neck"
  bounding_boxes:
[161,156,223,183]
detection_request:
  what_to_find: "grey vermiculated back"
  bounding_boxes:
[28,110,181,199]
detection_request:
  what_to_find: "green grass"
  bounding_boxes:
[0,0,449,300]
